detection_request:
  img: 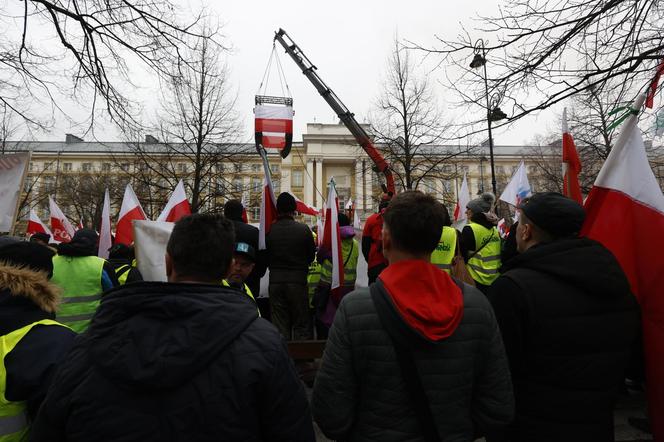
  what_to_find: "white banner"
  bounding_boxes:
[133,220,174,282]
[0,152,30,232]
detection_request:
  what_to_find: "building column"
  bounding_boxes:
[355,160,364,211]
[305,159,314,207]
[364,167,373,211]
[315,158,323,208]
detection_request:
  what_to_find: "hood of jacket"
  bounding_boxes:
[87,281,259,391]
[340,225,355,239]
[0,262,60,313]
[378,260,463,342]
[501,237,631,298]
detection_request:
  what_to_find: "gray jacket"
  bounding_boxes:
[312,279,514,441]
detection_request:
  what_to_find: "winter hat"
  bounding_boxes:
[467,192,496,214]
[338,213,350,227]
[518,192,585,239]
[58,228,98,257]
[30,232,51,244]
[276,192,296,214]
[0,241,56,278]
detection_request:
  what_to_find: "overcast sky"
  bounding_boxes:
[39,0,560,145]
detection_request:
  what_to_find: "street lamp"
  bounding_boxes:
[479,155,488,194]
[470,39,507,195]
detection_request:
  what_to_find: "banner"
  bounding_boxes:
[133,220,174,282]
[0,152,30,232]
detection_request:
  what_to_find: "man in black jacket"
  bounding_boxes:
[224,199,267,297]
[313,191,513,441]
[31,213,315,442]
[266,192,316,340]
[487,192,640,442]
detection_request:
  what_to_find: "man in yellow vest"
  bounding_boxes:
[0,241,75,441]
[225,242,259,303]
[430,206,458,273]
[460,193,501,294]
[51,229,118,332]
[315,213,359,338]
[107,244,143,285]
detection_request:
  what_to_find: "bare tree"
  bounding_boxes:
[412,0,663,133]
[122,34,247,213]
[370,39,469,191]
[0,0,209,131]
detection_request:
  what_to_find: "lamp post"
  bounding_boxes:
[479,155,488,194]
[470,39,507,196]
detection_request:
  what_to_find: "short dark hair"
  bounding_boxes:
[223,199,244,221]
[277,192,296,214]
[338,213,350,226]
[382,191,445,255]
[166,213,235,281]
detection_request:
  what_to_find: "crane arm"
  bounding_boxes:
[273,28,395,196]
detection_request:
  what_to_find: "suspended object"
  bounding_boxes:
[255,45,294,159]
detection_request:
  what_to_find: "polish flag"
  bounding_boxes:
[254,104,294,150]
[322,178,343,290]
[98,189,112,259]
[27,210,53,238]
[116,184,147,245]
[562,109,583,204]
[453,173,471,222]
[500,161,532,207]
[49,196,75,243]
[581,92,664,438]
[316,212,324,247]
[288,192,319,216]
[497,218,510,239]
[258,150,278,250]
[156,180,191,223]
[241,192,249,223]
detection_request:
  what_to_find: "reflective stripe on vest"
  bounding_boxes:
[307,261,322,307]
[321,239,359,288]
[116,265,131,285]
[430,226,457,274]
[51,255,105,333]
[1,319,69,441]
[221,280,260,316]
[466,222,501,285]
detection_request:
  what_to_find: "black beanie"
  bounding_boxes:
[518,192,586,239]
[0,242,56,278]
[276,192,297,214]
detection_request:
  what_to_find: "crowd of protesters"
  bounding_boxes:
[0,188,644,441]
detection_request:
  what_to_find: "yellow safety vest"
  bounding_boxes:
[321,238,359,289]
[307,261,322,308]
[115,265,131,285]
[466,222,501,285]
[0,319,68,442]
[51,255,105,333]
[221,280,260,316]
[430,226,457,274]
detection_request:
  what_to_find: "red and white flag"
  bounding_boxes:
[27,210,52,238]
[562,108,583,204]
[254,104,294,150]
[500,161,531,207]
[581,92,664,438]
[258,151,278,250]
[497,218,510,239]
[316,212,324,247]
[116,184,147,245]
[49,196,75,243]
[156,180,191,223]
[241,192,249,223]
[98,189,112,259]
[453,173,471,222]
[288,192,319,216]
[322,178,343,290]
[645,58,664,109]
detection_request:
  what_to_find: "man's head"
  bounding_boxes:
[516,192,586,253]
[30,232,51,246]
[165,213,235,284]
[466,192,495,220]
[338,213,350,227]
[227,242,256,286]
[0,241,56,278]
[381,191,446,263]
[378,199,390,212]
[277,192,296,215]
[223,199,244,222]
[108,243,133,261]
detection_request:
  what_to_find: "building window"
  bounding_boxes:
[42,176,55,193]
[120,163,130,172]
[292,170,303,187]
[102,163,111,172]
[251,163,261,173]
[29,162,34,171]
[234,163,243,173]
[177,163,188,173]
[270,164,280,174]
[63,163,72,172]
[251,177,261,192]
[81,163,92,172]
[216,164,225,173]
[250,207,260,221]
[43,163,52,171]
[233,177,243,192]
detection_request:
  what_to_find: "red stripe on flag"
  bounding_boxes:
[255,118,293,134]
[262,135,286,149]
[115,206,145,245]
[562,132,583,204]
[27,220,48,235]
[163,199,191,223]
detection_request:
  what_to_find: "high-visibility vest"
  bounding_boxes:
[221,280,260,316]
[430,226,457,274]
[321,238,359,289]
[307,261,322,308]
[51,255,105,333]
[115,264,131,285]
[0,319,68,442]
[466,222,501,285]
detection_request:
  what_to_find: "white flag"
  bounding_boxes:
[98,189,112,259]
[133,220,174,282]
[0,152,30,232]
[500,161,532,206]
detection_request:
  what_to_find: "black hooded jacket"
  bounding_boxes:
[30,282,315,442]
[487,238,640,442]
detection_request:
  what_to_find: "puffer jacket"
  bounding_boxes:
[30,281,315,442]
[312,260,514,441]
[487,238,640,442]
[266,216,316,284]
